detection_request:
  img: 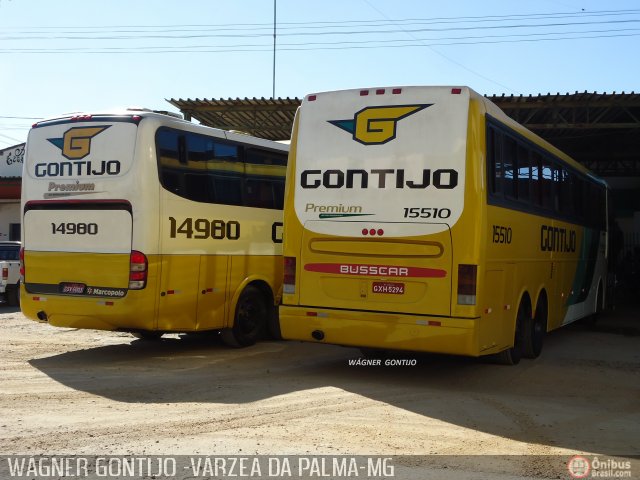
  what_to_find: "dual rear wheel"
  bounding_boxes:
[495,295,546,365]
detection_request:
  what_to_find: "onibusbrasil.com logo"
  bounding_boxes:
[568,455,633,478]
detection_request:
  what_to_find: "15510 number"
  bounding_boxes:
[403,207,451,219]
[492,225,512,244]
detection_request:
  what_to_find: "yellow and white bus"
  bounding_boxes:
[21,109,287,346]
[279,86,608,364]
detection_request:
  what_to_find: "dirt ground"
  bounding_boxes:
[0,304,638,479]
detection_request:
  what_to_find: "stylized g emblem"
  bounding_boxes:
[329,104,430,145]
[48,126,110,160]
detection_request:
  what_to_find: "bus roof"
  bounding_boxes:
[301,85,606,188]
[31,108,289,153]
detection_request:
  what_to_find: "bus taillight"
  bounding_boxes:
[457,264,477,305]
[2,266,8,281]
[19,247,25,280]
[129,250,148,290]
[283,256,296,294]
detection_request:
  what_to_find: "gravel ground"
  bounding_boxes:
[0,305,638,479]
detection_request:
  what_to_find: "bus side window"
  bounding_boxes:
[516,143,530,203]
[530,151,542,207]
[502,135,517,200]
[273,180,285,209]
[246,148,288,166]
[487,126,503,198]
[212,175,243,206]
[184,173,212,203]
[573,177,583,223]
[541,159,557,211]
[156,128,186,196]
[558,169,574,217]
[245,178,275,209]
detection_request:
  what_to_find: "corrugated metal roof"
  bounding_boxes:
[487,91,640,137]
[167,97,301,141]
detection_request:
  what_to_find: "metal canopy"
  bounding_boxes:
[487,92,640,177]
[168,91,640,177]
[167,97,300,142]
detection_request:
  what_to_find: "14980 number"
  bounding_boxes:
[169,217,240,240]
[51,222,98,235]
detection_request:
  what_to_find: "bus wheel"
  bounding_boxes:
[523,296,546,359]
[131,331,163,341]
[494,303,526,365]
[222,286,267,347]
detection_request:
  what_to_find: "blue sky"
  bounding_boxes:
[1,0,639,148]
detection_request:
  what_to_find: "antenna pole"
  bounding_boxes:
[272,0,277,99]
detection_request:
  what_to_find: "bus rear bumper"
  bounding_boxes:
[279,305,480,357]
[21,290,157,332]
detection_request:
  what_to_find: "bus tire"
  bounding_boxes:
[222,285,267,347]
[523,294,546,359]
[494,302,526,365]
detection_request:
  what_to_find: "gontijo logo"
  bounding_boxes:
[48,126,110,160]
[328,104,431,145]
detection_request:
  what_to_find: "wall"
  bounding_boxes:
[0,143,24,241]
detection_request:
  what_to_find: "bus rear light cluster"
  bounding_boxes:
[283,256,296,294]
[19,247,25,281]
[129,250,148,290]
[362,228,384,236]
[2,266,8,282]
[457,264,477,305]
[308,88,402,102]
[360,88,402,96]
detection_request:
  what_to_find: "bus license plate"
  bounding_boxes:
[59,283,86,294]
[372,282,405,295]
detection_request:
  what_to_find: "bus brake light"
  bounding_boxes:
[19,247,25,280]
[283,256,296,294]
[457,264,477,305]
[129,250,148,290]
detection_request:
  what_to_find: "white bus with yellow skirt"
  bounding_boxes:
[21,109,287,346]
